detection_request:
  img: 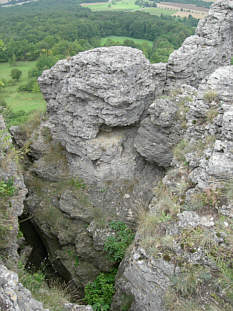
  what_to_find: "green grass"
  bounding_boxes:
[101,35,153,47]
[0,61,46,114]
[140,7,176,15]
[81,0,176,15]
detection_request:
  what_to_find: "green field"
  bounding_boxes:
[101,35,153,47]
[0,61,46,114]
[81,0,176,15]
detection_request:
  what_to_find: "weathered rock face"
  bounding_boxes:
[185,65,233,188]
[112,248,175,311]
[0,264,48,311]
[113,65,233,310]
[167,0,233,88]
[20,2,233,309]
[0,115,27,267]
[64,303,93,311]
[38,46,164,155]
[0,264,93,311]
[134,96,185,167]
[14,47,164,294]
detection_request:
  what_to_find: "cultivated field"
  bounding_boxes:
[157,2,209,18]
[101,36,153,47]
[82,0,211,18]
[0,61,45,114]
[81,0,176,15]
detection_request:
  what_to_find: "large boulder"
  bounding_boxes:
[38,46,165,155]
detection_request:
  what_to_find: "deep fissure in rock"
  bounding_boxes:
[19,213,50,269]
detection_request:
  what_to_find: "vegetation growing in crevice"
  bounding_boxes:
[136,161,233,310]
[84,269,117,311]
[82,221,134,311]
[17,261,76,311]
[104,221,135,264]
[203,90,219,104]
[0,177,16,197]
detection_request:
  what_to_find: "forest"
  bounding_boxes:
[0,0,198,127]
[0,0,197,63]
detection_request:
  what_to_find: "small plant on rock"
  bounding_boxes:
[203,90,219,103]
[0,178,15,197]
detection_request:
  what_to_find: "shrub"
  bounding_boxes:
[0,97,7,107]
[0,178,16,197]
[0,79,5,90]
[18,79,40,92]
[3,108,28,127]
[104,221,134,263]
[84,270,117,311]
[10,68,22,81]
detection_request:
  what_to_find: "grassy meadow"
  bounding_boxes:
[0,61,46,114]
[81,0,176,15]
[101,35,153,47]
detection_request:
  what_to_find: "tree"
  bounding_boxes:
[10,69,22,81]
[8,54,16,66]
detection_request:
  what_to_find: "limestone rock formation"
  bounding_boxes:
[38,46,164,151]
[13,47,164,294]
[111,248,175,311]
[0,264,93,311]
[0,115,27,267]
[5,1,232,309]
[38,46,165,183]
[64,303,93,311]
[112,65,233,310]
[185,65,233,187]
[0,264,48,311]
[167,0,233,88]
[134,96,184,167]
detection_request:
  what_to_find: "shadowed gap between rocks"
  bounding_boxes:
[18,212,77,294]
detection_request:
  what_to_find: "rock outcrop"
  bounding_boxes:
[0,264,48,311]
[112,66,233,311]
[38,46,165,182]
[3,0,233,309]
[167,0,233,88]
[0,264,93,311]
[0,115,27,267]
[12,47,164,293]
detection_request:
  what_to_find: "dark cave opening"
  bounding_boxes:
[18,212,80,300]
[18,212,68,287]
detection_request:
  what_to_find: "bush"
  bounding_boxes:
[104,221,134,263]
[0,97,7,107]
[84,270,117,311]
[18,79,39,92]
[3,108,28,127]
[10,68,22,81]
[0,178,16,197]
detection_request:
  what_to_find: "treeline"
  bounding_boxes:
[0,0,198,64]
